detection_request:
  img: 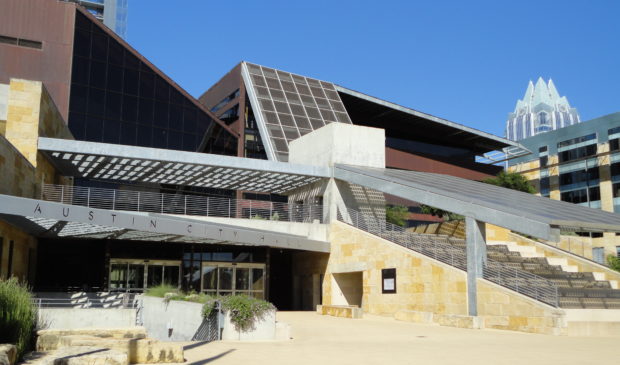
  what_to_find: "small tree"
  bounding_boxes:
[419,205,463,221]
[608,255,620,272]
[386,205,408,227]
[483,171,536,194]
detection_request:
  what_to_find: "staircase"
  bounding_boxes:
[338,208,559,307]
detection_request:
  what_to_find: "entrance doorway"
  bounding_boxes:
[332,272,363,307]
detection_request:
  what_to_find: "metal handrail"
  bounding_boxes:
[337,207,559,307]
[32,295,137,309]
[41,184,323,223]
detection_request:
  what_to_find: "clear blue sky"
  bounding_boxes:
[127,0,619,138]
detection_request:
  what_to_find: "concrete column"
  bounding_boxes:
[466,216,486,316]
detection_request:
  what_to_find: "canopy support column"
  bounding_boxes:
[466,216,487,316]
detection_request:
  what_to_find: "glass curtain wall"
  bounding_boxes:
[69,11,237,155]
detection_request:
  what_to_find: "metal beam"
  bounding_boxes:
[0,194,330,252]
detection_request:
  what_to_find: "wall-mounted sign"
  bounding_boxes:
[382,268,396,294]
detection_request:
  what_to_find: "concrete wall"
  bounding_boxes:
[39,308,136,329]
[139,295,204,342]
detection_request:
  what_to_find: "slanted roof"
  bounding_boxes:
[337,86,526,155]
[334,164,620,240]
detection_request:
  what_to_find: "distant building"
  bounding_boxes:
[508,112,620,263]
[62,0,127,38]
[505,78,580,141]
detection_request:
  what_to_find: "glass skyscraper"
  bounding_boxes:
[63,0,127,39]
[505,78,580,141]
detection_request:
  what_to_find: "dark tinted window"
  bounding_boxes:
[68,11,236,154]
[558,144,597,163]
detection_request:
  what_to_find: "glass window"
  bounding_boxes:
[218,267,233,292]
[164,266,180,287]
[592,247,605,264]
[127,264,144,289]
[147,265,163,287]
[235,268,250,291]
[106,65,123,92]
[251,268,264,291]
[110,263,127,289]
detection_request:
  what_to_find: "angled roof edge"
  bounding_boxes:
[336,85,527,153]
[73,6,239,139]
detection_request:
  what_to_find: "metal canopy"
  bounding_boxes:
[0,194,329,252]
[334,164,620,240]
[38,138,330,194]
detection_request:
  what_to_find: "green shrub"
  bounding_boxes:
[0,278,37,360]
[386,205,408,227]
[608,255,620,272]
[220,295,275,332]
[144,284,179,298]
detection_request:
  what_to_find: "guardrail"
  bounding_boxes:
[41,184,323,223]
[32,294,137,309]
[338,207,559,307]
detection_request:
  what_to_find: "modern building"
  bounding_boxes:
[505,78,580,141]
[2,0,620,336]
[508,112,620,262]
[62,0,128,39]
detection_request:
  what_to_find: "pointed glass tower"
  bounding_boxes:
[505,78,580,141]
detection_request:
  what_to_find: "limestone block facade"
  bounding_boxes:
[0,78,72,282]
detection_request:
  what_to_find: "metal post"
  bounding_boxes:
[160,194,164,213]
[206,196,210,217]
[113,190,116,210]
[269,202,273,220]
[137,191,140,211]
[184,195,187,215]
[228,199,231,218]
[61,185,64,204]
[250,200,252,219]
[87,188,90,208]
[466,216,486,317]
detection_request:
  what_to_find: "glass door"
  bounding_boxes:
[200,262,265,298]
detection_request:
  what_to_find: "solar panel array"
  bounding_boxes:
[244,62,352,161]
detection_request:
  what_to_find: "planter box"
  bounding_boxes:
[221,309,278,341]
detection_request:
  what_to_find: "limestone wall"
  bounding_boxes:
[325,221,468,316]
[324,222,568,335]
[478,280,565,335]
[0,220,37,282]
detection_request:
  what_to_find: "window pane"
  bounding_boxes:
[235,268,250,291]
[164,266,179,287]
[218,267,233,291]
[110,263,127,289]
[127,264,144,289]
[251,268,264,291]
[202,265,218,290]
[147,265,163,287]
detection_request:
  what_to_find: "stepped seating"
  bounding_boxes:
[433,235,620,310]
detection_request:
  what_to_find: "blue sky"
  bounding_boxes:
[127,0,619,138]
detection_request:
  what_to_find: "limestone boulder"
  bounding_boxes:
[37,328,147,352]
[0,344,17,365]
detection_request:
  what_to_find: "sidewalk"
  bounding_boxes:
[182,311,618,365]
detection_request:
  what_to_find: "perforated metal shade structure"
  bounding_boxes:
[334,164,620,239]
[38,137,330,194]
[242,62,352,161]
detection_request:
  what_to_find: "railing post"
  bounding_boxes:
[87,188,91,208]
[160,194,164,213]
[228,199,231,218]
[250,200,252,219]
[269,203,273,221]
[137,191,140,211]
[515,270,519,292]
[206,197,210,217]
[60,185,64,204]
[184,195,187,215]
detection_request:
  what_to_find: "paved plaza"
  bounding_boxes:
[181,312,618,365]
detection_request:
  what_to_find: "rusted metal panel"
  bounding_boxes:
[0,0,75,122]
[385,147,500,181]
